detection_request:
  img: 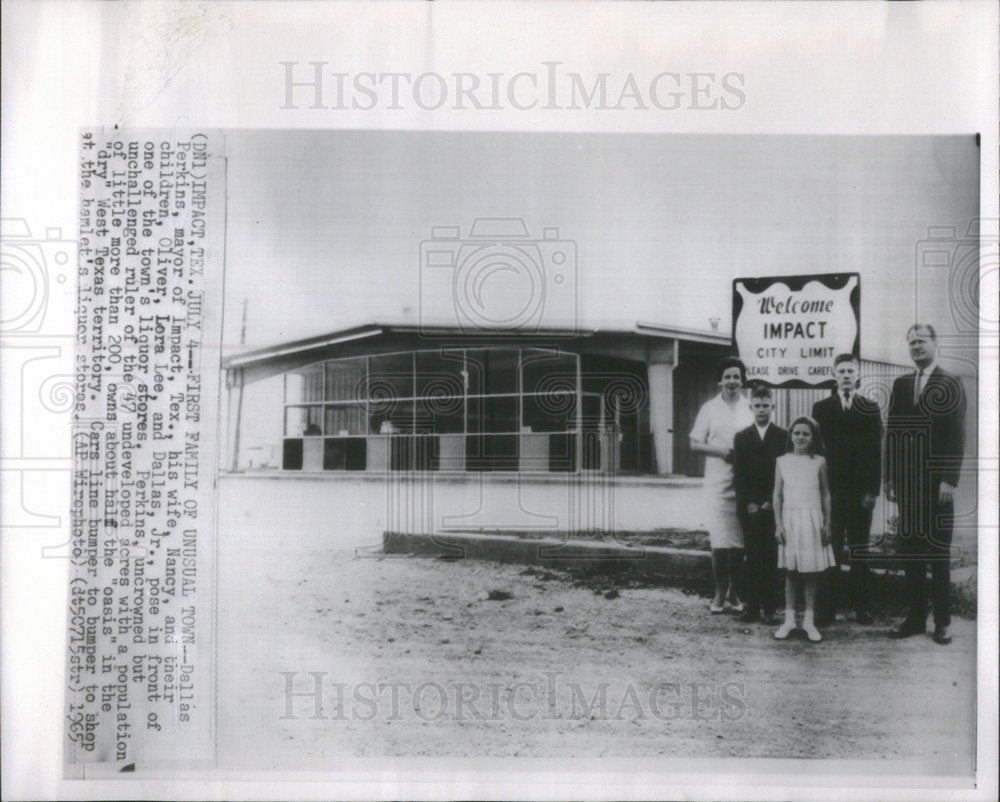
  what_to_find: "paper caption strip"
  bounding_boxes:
[66,130,224,776]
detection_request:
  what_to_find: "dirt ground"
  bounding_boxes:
[216,543,976,771]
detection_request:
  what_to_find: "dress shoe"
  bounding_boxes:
[803,623,823,643]
[889,620,926,639]
[737,609,760,623]
[933,627,953,645]
[708,601,725,614]
[854,611,874,625]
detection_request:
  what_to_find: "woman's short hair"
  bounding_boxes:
[715,356,747,384]
[786,415,825,457]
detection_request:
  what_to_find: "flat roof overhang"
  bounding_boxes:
[223,320,732,377]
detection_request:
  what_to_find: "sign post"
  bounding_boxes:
[732,273,860,388]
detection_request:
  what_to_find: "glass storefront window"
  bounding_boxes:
[323,403,367,436]
[522,348,577,396]
[285,405,323,436]
[467,395,518,435]
[415,349,467,397]
[416,396,464,434]
[368,353,414,402]
[465,348,519,396]
[274,346,640,473]
[325,357,366,402]
[522,393,576,433]
[384,400,416,434]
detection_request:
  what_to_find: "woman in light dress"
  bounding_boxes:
[772,416,835,643]
[689,357,754,614]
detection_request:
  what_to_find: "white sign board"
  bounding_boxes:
[733,274,860,387]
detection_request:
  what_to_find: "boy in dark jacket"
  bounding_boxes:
[733,385,788,623]
[812,353,883,625]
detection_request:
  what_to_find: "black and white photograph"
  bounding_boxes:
[1,2,997,800]
[214,130,982,768]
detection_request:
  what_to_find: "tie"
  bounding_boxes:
[913,369,925,405]
[841,392,851,411]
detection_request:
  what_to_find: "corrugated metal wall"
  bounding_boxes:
[771,359,910,428]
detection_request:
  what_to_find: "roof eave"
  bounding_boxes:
[223,320,730,371]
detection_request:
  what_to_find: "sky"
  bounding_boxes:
[222,131,980,367]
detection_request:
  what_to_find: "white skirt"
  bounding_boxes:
[778,506,835,573]
[702,456,743,550]
[705,494,744,550]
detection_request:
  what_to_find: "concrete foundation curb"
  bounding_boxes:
[381,531,977,617]
[383,530,714,587]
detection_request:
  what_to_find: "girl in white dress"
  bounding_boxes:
[772,416,835,642]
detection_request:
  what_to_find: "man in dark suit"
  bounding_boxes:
[811,353,883,625]
[885,324,967,645]
[733,385,788,623]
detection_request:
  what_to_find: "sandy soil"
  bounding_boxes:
[216,544,976,770]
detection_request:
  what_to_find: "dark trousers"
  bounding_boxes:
[739,510,778,616]
[898,488,954,629]
[818,495,873,619]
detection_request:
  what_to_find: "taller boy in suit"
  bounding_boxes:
[885,324,966,645]
[733,385,788,623]
[811,353,883,625]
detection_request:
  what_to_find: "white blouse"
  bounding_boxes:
[690,393,754,486]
